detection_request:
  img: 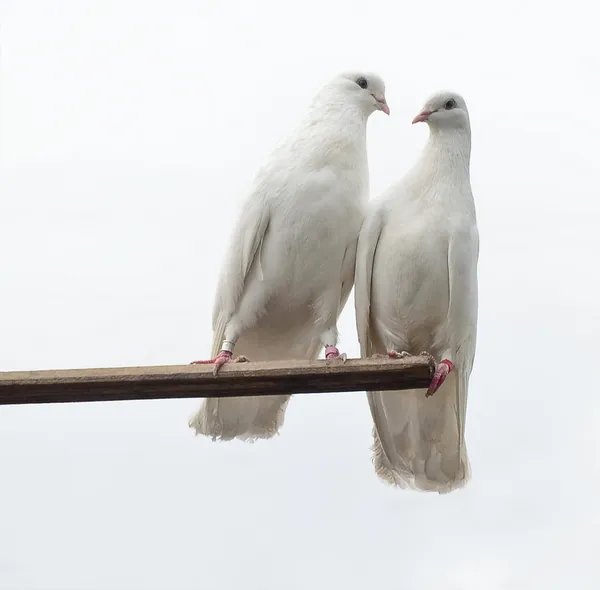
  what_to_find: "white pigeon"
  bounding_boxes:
[189,71,389,442]
[355,91,478,493]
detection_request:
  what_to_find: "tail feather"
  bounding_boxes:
[189,391,292,442]
[368,370,470,494]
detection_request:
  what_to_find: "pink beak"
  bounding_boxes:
[412,109,433,124]
[374,94,390,115]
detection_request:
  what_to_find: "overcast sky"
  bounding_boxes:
[1,1,599,589]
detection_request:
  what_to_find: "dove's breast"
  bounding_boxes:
[370,211,453,352]
[263,162,366,305]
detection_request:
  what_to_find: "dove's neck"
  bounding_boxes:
[300,98,369,167]
[309,88,370,132]
[422,127,471,175]
[408,127,472,205]
[308,100,369,137]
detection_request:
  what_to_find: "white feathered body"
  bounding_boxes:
[190,91,371,441]
[355,129,478,492]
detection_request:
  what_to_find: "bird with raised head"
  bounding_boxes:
[355,90,478,493]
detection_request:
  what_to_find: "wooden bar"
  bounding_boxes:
[0,356,432,406]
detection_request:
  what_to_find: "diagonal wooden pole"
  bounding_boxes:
[0,356,432,406]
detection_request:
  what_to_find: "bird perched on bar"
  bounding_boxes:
[189,71,390,441]
[354,90,479,493]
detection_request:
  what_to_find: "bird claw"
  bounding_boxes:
[419,352,454,397]
[211,350,233,376]
[190,351,250,376]
[214,354,250,376]
[325,346,347,363]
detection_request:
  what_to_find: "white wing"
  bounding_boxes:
[210,194,271,358]
[189,193,308,442]
[354,205,385,358]
[446,222,479,456]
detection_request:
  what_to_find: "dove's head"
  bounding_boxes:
[328,71,390,116]
[412,91,469,131]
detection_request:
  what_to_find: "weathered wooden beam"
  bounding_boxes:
[0,357,432,406]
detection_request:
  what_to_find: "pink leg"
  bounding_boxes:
[325,346,347,362]
[190,350,249,376]
[426,358,454,397]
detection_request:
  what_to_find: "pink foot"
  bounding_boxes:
[325,346,347,362]
[190,350,249,376]
[426,359,454,397]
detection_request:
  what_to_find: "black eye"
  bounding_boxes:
[444,99,456,110]
[356,77,368,89]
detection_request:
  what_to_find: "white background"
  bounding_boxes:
[1,1,599,588]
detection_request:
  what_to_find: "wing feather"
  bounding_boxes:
[354,206,385,358]
[210,196,271,356]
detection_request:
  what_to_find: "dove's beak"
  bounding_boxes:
[373,94,390,115]
[412,109,434,124]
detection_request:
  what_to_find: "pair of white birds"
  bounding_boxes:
[189,71,479,494]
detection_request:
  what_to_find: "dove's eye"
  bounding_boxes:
[444,99,457,110]
[356,77,368,89]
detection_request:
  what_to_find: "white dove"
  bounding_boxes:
[189,71,389,442]
[355,91,478,493]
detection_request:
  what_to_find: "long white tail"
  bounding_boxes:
[367,370,470,493]
[189,316,321,442]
